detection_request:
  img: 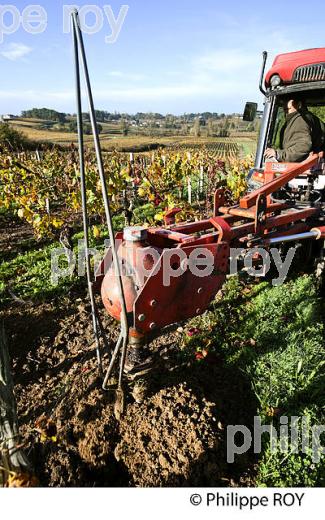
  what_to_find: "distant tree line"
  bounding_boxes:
[82,111,231,123]
[84,111,166,122]
[20,108,243,125]
[21,108,67,123]
[17,107,258,138]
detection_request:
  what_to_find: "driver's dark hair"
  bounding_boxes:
[281,94,307,110]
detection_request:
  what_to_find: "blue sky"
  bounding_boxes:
[0,0,324,115]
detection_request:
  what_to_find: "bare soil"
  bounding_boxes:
[0,214,37,261]
[0,220,257,487]
[0,296,257,487]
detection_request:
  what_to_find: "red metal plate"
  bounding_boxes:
[133,242,229,333]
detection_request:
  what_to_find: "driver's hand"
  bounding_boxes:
[264,148,277,159]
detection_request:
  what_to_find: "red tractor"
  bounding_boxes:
[71,10,324,412]
[100,48,325,340]
[246,48,325,199]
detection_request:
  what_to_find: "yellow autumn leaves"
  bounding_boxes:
[1,148,254,239]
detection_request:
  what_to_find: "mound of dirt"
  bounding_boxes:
[1,293,257,487]
[116,383,223,486]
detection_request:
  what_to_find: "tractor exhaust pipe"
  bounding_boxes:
[259,51,268,96]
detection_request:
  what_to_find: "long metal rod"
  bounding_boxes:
[102,332,123,390]
[71,10,129,390]
[118,335,129,389]
[268,231,319,245]
[255,96,275,168]
[71,11,128,333]
[72,18,102,374]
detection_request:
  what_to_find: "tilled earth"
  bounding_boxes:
[1,296,257,487]
[1,218,257,487]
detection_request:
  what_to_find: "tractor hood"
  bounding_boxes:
[265,48,325,88]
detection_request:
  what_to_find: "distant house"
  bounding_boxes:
[1,114,15,122]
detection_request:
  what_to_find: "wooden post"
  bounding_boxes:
[0,325,34,487]
[199,164,204,196]
[187,176,192,204]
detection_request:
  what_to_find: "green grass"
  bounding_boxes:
[186,275,325,486]
[0,211,130,307]
[0,241,82,305]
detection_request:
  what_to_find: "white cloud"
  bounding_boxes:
[0,89,74,102]
[0,46,268,112]
[109,70,123,77]
[96,84,214,100]
[0,85,211,103]
[0,45,265,114]
[0,81,244,106]
[107,70,147,81]
[0,43,32,61]
[194,49,257,74]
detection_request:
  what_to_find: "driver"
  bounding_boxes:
[264,96,324,162]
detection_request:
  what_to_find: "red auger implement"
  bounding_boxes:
[99,152,324,338]
[71,10,324,415]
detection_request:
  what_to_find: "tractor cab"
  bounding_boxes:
[245,48,325,204]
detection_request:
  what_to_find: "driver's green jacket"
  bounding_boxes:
[276,110,324,162]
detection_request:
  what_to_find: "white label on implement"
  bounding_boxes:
[271,164,288,172]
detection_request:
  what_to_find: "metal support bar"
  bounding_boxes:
[71,10,129,393]
[72,16,102,374]
[218,202,289,219]
[102,333,123,390]
[232,207,320,241]
[268,231,319,245]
